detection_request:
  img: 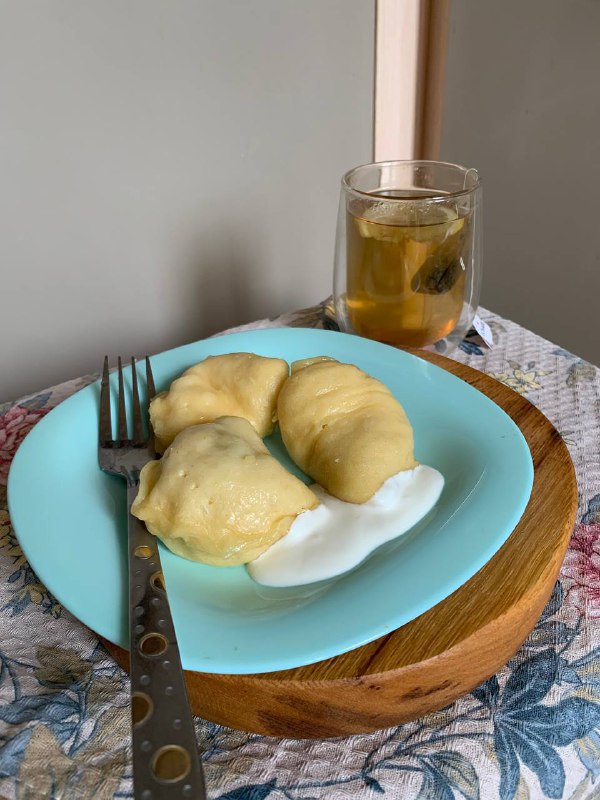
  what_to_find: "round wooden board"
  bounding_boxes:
[103,352,578,739]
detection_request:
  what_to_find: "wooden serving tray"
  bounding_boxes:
[104,352,577,738]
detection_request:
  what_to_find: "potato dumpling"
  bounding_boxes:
[277,358,416,504]
[131,416,319,566]
[149,352,288,452]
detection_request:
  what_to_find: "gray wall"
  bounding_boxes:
[442,0,600,364]
[1,1,374,400]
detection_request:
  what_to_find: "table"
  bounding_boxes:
[1,302,599,800]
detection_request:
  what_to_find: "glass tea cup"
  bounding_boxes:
[333,160,482,353]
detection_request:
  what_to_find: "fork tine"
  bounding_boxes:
[145,356,156,400]
[130,358,144,445]
[117,356,128,443]
[145,357,157,456]
[99,356,112,445]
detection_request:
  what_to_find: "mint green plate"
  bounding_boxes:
[8,328,533,674]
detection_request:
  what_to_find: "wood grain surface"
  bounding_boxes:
[104,352,578,738]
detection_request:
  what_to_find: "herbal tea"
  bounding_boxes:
[346,195,471,347]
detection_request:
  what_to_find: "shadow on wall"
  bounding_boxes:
[161,225,276,350]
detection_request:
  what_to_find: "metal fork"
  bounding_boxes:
[99,356,206,800]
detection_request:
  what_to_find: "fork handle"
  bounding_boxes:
[127,483,207,800]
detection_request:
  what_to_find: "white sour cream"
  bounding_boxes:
[247,465,444,587]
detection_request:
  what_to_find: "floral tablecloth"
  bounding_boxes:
[1,302,599,800]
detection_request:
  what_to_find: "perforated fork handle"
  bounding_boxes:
[127,483,207,800]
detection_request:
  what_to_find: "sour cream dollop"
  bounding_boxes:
[247,465,444,587]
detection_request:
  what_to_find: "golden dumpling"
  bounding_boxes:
[149,352,288,452]
[277,358,416,504]
[131,416,318,566]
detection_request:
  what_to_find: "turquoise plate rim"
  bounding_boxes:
[8,328,534,674]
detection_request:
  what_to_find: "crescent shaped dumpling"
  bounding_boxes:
[149,352,288,452]
[131,416,319,566]
[277,358,417,504]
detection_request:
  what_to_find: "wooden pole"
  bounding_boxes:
[374,0,451,162]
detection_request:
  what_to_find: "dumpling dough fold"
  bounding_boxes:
[149,352,288,452]
[277,358,416,504]
[131,416,318,566]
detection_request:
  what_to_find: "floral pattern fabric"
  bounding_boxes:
[0,304,599,800]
